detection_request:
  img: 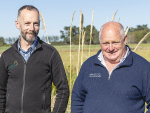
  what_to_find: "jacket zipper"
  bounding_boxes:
[21,61,26,113]
[108,73,112,80]
[16,47,39,113]
[108,67,120,80]
[102,66,111,80]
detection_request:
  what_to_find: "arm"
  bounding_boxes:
[71,64,86,113]
[51,50,69,113]
[0,54,8,113]
[145,70,150,113]
[146,84,150,113]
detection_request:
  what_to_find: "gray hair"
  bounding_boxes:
[99,23,125,40]
[17,5,39,18]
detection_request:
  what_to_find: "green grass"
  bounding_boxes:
[1,43,149,53]
[127,43,150,48]
[0,46,11,54]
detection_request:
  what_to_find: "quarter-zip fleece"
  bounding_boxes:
[71,48,150,113]
[0,38,69,113]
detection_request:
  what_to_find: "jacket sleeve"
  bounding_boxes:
[146,69,150,113]
[0,54,8,113]
[71,63,86,113]
[51,50,69,113]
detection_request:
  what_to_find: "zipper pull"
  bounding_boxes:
[108,76,110,80]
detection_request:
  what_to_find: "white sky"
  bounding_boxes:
[0,0,150,38]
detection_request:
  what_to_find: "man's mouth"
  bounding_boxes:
[109,51,115,54]
[27,32,35,36]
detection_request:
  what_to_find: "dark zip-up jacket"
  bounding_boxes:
[0,38,69,113]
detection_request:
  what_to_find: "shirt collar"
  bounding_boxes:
[17,37,38,52]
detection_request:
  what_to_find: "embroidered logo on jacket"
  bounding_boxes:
[89,73,101,77]
[9,61,18,69]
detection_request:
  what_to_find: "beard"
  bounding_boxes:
[20,29,38,43]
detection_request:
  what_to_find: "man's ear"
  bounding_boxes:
[39,20,40,27]
[124,35,128,44]
[15,20,20,29]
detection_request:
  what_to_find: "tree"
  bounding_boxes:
[134,29,150,43]
[8,37,12,44]
[60,30,69,44]
[53,36,59,42]
[0,37,5,46]
[127,24,150,43]
[84,25,99,45]
[60,26,79,44]
[60,25,99,45]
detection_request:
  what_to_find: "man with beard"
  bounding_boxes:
[71,21,150,113]
[0,5,69,113]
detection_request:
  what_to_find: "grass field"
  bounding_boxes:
[0,44,150,112]
[54,44,150,65]
[2,44,150,68]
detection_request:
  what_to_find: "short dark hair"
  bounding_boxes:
[18,5,39,17]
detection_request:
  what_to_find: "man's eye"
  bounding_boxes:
[103,43,109,46]
[25,23,29,25]
[113,42,120,45]
[34,23,39,26]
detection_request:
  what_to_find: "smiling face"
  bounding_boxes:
[100,22,127,63]
[15,8,40,43]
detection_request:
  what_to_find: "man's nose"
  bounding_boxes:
[108,44,114,51]
[29,24,34,31]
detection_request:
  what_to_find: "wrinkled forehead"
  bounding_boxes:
[101,22,122,36]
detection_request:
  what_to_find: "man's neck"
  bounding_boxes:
[104,60,119,73]
[20,37,33,51]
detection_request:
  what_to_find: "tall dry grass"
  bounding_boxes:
[81,31,86,65]
[111,10,118,21]
[89,9,94,57]
[39,12,50,44]
[81,11,84,65]
[69,11,75,94]
[125,25,130,36]
[118,18,120,22]
[77,9,83,76]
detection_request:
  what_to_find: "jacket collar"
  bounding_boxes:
[94,45,133,67]
[12,36,42,52]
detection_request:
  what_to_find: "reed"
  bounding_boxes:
[81,12,84,65]
[39,12,50,44]
[89,9,94,57]
[125,25,130,36]
[111,10,118,21]
[133,32,150,52]
[69,11,75,93]
[118,18,120,22]
[51,94,56,111]
[77,9,83,76]
[81,31,86,65]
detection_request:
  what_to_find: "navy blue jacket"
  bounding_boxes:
[71,48,150,113]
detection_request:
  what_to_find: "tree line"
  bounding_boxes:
[128,24,150,44]
[60,24,150,44]
[0,24,150,46]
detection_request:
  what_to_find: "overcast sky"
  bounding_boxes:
[1,0,150,38]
